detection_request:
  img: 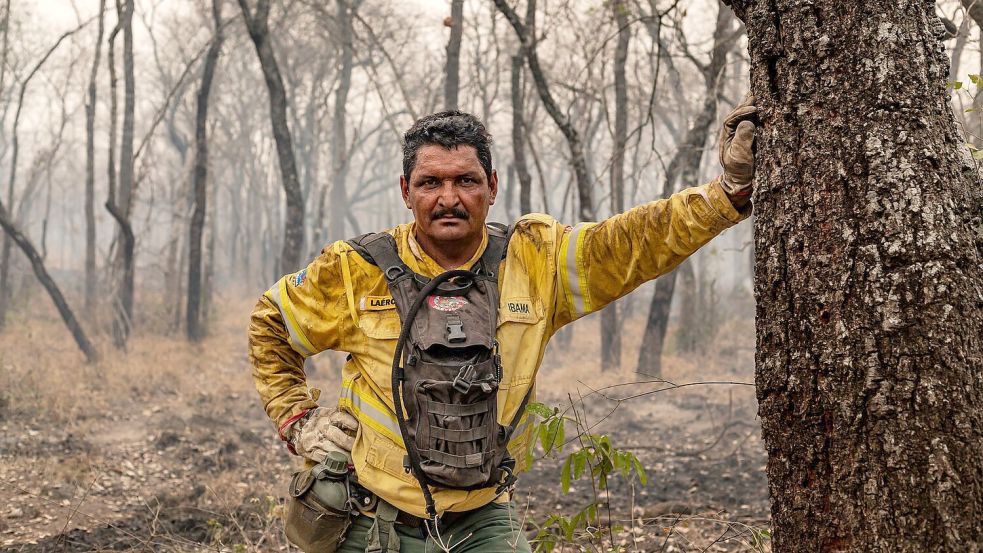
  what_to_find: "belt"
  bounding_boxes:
[394,508,471,530]
[350,481,475,530]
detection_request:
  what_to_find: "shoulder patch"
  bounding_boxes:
[290,269,307,287]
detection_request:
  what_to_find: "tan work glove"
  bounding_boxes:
[718,94,758,198]
[288,407,359,463]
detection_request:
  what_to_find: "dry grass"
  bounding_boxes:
[0,290,767,552]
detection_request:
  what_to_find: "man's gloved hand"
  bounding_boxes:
[288,407,359,463]
[718,94,758,202]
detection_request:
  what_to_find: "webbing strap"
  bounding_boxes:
[422,449,488,468]
[427,400,488,417]
[476,222,509,277]
[355,233,411,284]
[430,426,482,443]
[366,499,401,553]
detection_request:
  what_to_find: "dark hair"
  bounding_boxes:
[402,110,493,182]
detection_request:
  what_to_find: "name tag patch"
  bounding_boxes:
[361,296,396,311]
[501,297,538,323]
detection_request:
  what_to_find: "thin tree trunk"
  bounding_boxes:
[328,0,354,241]
[106,0,136,349]
[510,51,533,215]
[84,0,106,314]
[237,0,304,272]
[0,201,98,362]
[443,0,464,110]
[187,0,224,341]
[601,0,631,371]
[727,0,983,549]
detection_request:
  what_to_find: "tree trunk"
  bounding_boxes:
[0,201,98,362]
[237,0,305,272]
[636,1,738,375]
[727,0,983,549]
[107,0,137,349]
[443,0,464,110]
[510,51,533,215]
[328,0,354,242]
[187,0,223,342]
[84,0,106,314]
[601,0,631,371]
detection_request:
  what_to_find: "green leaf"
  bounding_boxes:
[573,450,588,479]
[526,402,554,420]
[561,455,573,493]
[539,424,551,451]
[634,457,649,486]
[970,73,981,86]
[949,80,964,89]
[966,107,976,113]
[972,149,983,160]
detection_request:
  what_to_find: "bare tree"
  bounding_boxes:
[187,0,225,341]
[84,0,106,314]
[327,0,355,241]
[510,50,533,214]
[495,0,594,222]
[636,1,739,376]
[105,0,137,348]
[727,0,983,549]
[237,0,305,272]
[443,0,464,109]
[600,0,631,371]
[0,18,92,329]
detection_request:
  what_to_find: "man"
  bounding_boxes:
[249,98,757,552]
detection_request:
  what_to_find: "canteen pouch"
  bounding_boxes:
[283,457,352,553]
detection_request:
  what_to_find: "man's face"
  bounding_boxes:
[400,144,498,249]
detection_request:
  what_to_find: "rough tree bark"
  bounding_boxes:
[510,50,533,215]
[601,0,631,371]
[237,0,305,272]
[187,0,224,341]
[443,0,464,110]
[84,0,106,314]
[726,0,983,550]
[636,1,738,376]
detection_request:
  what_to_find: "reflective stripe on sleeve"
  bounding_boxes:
[265,278,316,357]
[560,222,594,318]
[340,380,403,446]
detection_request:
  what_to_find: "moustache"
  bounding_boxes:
[431,207,469,220]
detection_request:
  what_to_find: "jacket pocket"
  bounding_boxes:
[358,311,401,340]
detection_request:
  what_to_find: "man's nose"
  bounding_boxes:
[436,179,460,205]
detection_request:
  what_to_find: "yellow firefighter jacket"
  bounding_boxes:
[248,177,748,518]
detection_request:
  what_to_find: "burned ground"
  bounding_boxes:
[0,299,768,552]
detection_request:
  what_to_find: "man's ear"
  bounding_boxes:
[400,175,412,209]
[488,169,498,206]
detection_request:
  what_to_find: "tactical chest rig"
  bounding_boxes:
[347,223,531,522]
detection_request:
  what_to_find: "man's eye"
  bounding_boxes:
[422,179,439,188]
[460,176,476,185]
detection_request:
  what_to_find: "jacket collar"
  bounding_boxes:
[396,222,488,278]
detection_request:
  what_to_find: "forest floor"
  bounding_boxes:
[0,294,770,552]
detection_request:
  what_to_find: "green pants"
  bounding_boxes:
[337,501,531,553]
